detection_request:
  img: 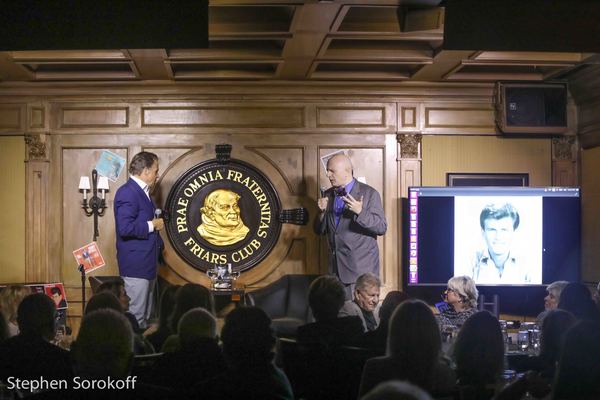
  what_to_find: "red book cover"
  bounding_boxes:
[72,242,106,274]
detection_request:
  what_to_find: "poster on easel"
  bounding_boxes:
[72,242,106,274]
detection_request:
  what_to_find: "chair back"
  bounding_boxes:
[279,337,376,400]
[245,274,319,321]
[88,275,122,294]
[478,294,500,318]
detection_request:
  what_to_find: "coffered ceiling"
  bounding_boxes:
[0,0,596,83]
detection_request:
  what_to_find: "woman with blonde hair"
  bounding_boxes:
[359,299,455,397]
[439,275,479,327]
[0,285,32,337]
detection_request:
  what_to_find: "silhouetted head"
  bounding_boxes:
[453,311,504,386]
[308,275,346,321]
[378,291,410,326]
[553,320,600,399]
[220,306,275,368]
[558,282,600,322]
[72,309,134,378]
[97,278,130,311]
[16,293,56,341]
[169,284,214,332]
[85,292,123,315]
[539,309,576,363]
[362,380,434,400]
[178,307,218,349]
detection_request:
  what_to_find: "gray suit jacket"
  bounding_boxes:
[314,180,387,284]
[338,300,381,332]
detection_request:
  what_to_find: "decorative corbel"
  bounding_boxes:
[552,136,576,161]
[397,132,422,159]
[25,133,49,161]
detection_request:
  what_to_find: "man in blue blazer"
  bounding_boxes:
[315,154,387,298]
[114,151,164,329]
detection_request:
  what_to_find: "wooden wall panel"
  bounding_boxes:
[0,105,23,131]
[422,103,496,134]
[61,147,128,286]
[247,146,306,195]
[581,146,600,283]
[142,106,306,128]
[29,107,45,129]
[398,104,418,130]
[0,137,26,283]
[316,106,387,128]
[61,107,129,128]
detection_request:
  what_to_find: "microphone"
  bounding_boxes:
[154,209,162,219]
[320,186,326,198]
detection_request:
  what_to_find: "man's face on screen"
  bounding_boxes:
[482,217,515,258]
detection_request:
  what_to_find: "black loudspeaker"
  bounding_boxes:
[496,82,568,134]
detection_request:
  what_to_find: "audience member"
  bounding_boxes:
[452,310,504,394]
[359,290,410,353]
[0,284,32,337]
[557,282,600,322]
[145,285,179,351]
[97,278,141,333]
[85,291,123,315]
[0,293,72,381]
[593,281,600,307]
[535,309,576,380]
[339,273,381,332]
[50,309,174,400]
[496,309,576,400]
[148,308,226,392]
[73,309,134,378]
[85,292,154,354]
[536,280,569,326]
[552,320,600,399]
[169,284,214,331]
[438,275,478,328]
[195,306,293,400]
[361,380,434,400]
[297,275,364,347]
[0,310,8,342]
[358,299,455,397]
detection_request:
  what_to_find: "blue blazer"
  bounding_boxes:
[114,178,163,280]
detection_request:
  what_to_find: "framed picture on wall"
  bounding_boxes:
[446,173,529,187]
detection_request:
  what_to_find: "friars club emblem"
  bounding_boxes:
[165,145,308,273]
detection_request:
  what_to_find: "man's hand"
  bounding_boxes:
[343,194,363,215]
[152,218,164,231]
[317,197,329,213]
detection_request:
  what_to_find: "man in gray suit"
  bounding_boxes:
[339,273,382,332]
[315,154,387,297]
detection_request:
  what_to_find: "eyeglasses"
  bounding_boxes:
[445,288,455,293]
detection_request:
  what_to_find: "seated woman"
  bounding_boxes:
[558,282,600,322]
[452,310,504,398]
[0,285,32,337]
[358,299,456,397]
[438,275,479,328]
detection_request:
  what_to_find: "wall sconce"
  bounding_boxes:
[78,169,109,242]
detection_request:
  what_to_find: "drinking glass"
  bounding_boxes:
[517,330,530,352]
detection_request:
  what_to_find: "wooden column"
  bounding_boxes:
[552,136,578,186]
[396,133,422,287]
[397,133,422,197]
[24,133,50,283]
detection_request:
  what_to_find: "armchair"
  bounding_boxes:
[245,274,320,337]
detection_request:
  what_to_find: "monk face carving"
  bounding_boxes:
[198,189,249,246]
[211,191,241,227]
